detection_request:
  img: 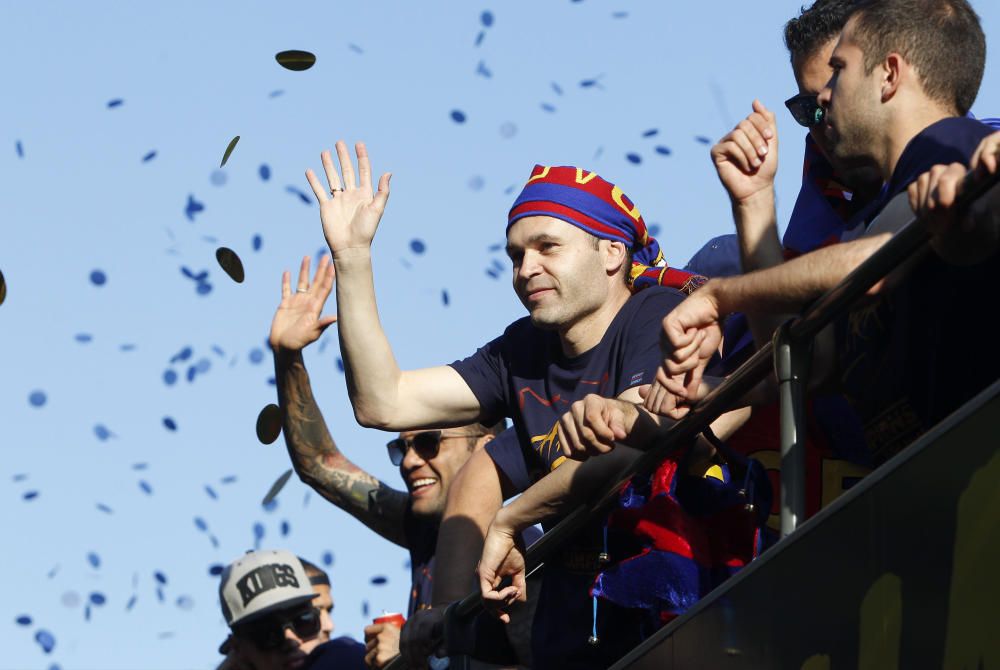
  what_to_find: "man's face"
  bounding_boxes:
[311,583,334,643]
[232,602,326,670]
[399,430,477,518]
[817,19,884,168]
[506,216,611,333]
[792,38,839,155]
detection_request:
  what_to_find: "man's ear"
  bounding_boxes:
[471,433,494,453]
[881,52,904,102]
[603,240,629,276]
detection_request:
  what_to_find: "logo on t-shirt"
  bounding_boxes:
[629,371,644,386]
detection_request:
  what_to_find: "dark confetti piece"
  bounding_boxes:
[138,480,153,495]
[612,10,628,18]
[249,347,265,364]
[186,364,197,382]
[12,473,28,481]
[362,601,370,617]
[281,520,290,536]
[540,103,557,113]
[29,390,47,407]
[499,122,517,139]
[156,586,165,602]
[474,30,485,46]
[89,269,107,286]
[195,357,211,373]
[481,10,494,26]
[468,175,484,191]
[370,575,388,585]
[648,224,662,237]
[173,346,193,363]
[163,369,178,386]
[216,247,245,283]
[89,592,106,606]
[441,290,450,306]
[209,533,219,548]
[15,141,23,158]
[15,615,31,626]
[322,551,334,566]
[35,630,55,654]
[205,485,218,500]
[220,475,238,484]
[695,136,712,144]
[450,110,466,124]
[551,82,563,96]
[126,595,137,611]
[87,552,100,568]
[47,565,60,578]
[409,239,426,254]
[185,194,205,221]
[74,333,93,343]
[158,631,175,639]
[155,571,168,585]
[488,242,504,252]
[654,145,672,156]
[490,258,504,272]
[266,377,276,385]
[94,424,113,441]
[262,469,294,506]
[62,591,80,608]
[257,166,272,185]
[96,503,114,514]
[142,150,157,162]
[642,128,659,138]
[195,281,213,295]
[269,89,284,98]
[404,559,411,569]
[275,50,316,71]
[475,60,492,78]
[256,403,282,444]
[162,416,177,431]
[220,135,240,168]
[132,462,148,470]
[181,265,206,280]
[579,78,601,88]
[212,345,225,357]
[335,357,344,373]
[286,185,312,204]
[119,343,136,352]
[84,604,91,620]
[107,99,123,108]
[263,499,278,512]
[209,564,224,576]
[348,43,364,54]
[176,595,194,611]
[485,268,500,280]
[202,234,219,243]
[252,234,263,251]
[303,490,311,507]
[210,170,227,186]
[22,490,39,500]
[194,517,208,532]
[626,152,642,164]
[253,522,265,543]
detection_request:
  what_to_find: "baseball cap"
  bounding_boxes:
[219,549,318,628]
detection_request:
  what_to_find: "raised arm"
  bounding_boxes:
[269,256,409,547]
[305,141,481,430]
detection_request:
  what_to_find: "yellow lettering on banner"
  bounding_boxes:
[575,168,598,184]
[858,573,902,670]
[526,166,552,183]
[611,185,642,222]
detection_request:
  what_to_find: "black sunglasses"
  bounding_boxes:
[784,94,825,128]
[238,607,322,651]
[386,430,475,466]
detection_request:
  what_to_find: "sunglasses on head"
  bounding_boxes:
[386,430,475,466]
[238,607,322,651]
[784,93,825,128]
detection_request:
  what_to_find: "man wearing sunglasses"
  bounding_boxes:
[219,550,364,670]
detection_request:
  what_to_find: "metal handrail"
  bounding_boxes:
[384,166,1000,669]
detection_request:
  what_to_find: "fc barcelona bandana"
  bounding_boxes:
[508,165,706,295]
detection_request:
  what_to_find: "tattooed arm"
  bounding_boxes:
[275,348,411,547]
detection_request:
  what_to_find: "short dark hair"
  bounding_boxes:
[849,0,984,115]
[784,0,862,61]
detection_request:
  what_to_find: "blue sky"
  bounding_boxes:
[3,1,1000,668]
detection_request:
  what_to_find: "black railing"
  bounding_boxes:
[384,165,1000,669]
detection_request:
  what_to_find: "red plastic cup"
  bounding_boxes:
[373,612,406,629]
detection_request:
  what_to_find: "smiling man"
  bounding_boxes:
[267,257,513,667]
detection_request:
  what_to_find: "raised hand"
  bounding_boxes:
[268,255,338,353]
[478,520,527,624]
[712,99,779,204]
[305,141,391,255]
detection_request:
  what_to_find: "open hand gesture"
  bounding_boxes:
[268,255,337,353]
[306,141,392,255]
[712,100,779,204]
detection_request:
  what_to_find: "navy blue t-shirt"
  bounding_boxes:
[304,636,366,670]
[452,286,686,483]
[838,116,1000,462]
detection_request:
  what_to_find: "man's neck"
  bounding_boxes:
[558,289,631,357]
[880,104,955,180]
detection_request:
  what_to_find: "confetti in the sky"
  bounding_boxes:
[142,150,157,162]
[269,89,284,98]
[642,128,659,138]
[162,416,177,431]
[362,601,370,617]
[75,333,93,343]
[210,170,227,187]
[15,615,32,626]
[348,43,364,54]
[256,403,282,444]
[96,503,114,514]
[322,551,334,567]
[15,141,23,158]
[208,564,224,576]
[612,10,629,18]
[249,347,265,365]
[252,234,263,251]
[499,122,517,139]
[551,82,564,96]
[475,61,492,78]
[540,103,557,113]
[106,99,124,109]
[220,135,240,168]
[648,224,662,237]
[275,50,316,71]
[285,185,312,205]
[29,390,47,407]
[163,369,178,386]
[89,592,107,606]
[450,109,467,124]
[35,630,55,654]
[176,595,194,611]
[86,552,101,569]
[370,576,388,586]
[62,591,80,608]
[654,145,673,156]
[280,520,291,537]
[154,570,168,585]
[204,484,218,500]
[409,239,426,255]
[474,31,486,47]
[93,424,113,441]
[695,135,712,144]
[468,175,485,191]
[259,164,271,181]
[626,152,642,165]
[262,469,294,507]
[480,10,494,27]
[89,269,107,286]
[138,480,153,495]
[335,357,344,373]
[441,290,450,306]
[184,194,205,221]
[216,247,245,283]
[22,491,39,501]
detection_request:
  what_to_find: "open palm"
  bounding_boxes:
[268,255,338,352]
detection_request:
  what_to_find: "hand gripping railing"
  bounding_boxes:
[383,165,1000,669]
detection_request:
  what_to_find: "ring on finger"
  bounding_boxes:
[330,187,344,196]
[296,287,309,293]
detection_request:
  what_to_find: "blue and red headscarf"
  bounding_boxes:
[508,165,706,295]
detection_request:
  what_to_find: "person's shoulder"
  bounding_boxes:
[898,117,994,182]
[305,637,366,670]
[625,285,686,313]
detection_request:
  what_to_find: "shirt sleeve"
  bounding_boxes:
[449,334,510,423]
[616,288,685,394]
